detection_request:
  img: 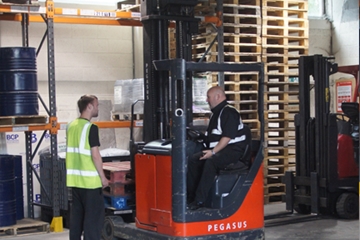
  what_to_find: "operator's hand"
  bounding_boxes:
[199,150,213,160]
[101,176,109,188]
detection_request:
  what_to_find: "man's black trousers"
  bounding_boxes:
[69,187,104,240]
[187,144,246,203]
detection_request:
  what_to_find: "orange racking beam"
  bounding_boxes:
[0,4,219,26]
[0,120,140,133]
[0,13,142,26]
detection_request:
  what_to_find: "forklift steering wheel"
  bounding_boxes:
[186,127,205,142]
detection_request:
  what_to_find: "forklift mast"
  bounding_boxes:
[141,0,199,142]
[102,1,266,239]
[287,55,359,218]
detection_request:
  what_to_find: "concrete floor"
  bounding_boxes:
[2,203,359,240]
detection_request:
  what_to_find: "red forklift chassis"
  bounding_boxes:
[102,60,265,239]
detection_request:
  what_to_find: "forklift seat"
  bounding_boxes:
[341,102,359,122]
[205,125,254,209]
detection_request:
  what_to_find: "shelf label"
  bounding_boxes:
[131,12,141,18]
[12,126,29,132]
[62,8,77,15]
[79,9,116,18]
[9,5,44,14]
[94,11,116,17]
[135,121,143,127]
[10,5,28,13]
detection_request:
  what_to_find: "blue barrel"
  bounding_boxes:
[0,92,39,116]
[0,47,38,116]
[0,47,36,70]
[14,155,24,220]
[0,155,16,227]
[0,71,37,92]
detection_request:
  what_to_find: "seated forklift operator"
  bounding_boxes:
[187,86,251,210]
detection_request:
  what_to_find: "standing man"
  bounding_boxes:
[187,86,251,210]
[66,95,109,240]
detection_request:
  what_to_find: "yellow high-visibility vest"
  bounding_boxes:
[66,118,101,189]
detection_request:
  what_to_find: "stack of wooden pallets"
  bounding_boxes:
[192,0,262,133]
[262,0,308,204]
[103,162,134,210]
[191,0,308,204]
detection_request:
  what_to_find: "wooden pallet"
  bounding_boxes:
[222,0,260,6]
[264,183,286,195]
[224,23,261,35]
[224,33,261,45]
[0,1,40,6]
[264,192,285,204]
[117,4,140,12]
[193,53,262,64]
[0,115,47,126]
[0,218,49,238]
[224,4,260,16]
[262,0,308,11]
[103,162,133,184]
[103,182,135,196]
[223,14,261,25]
[112,113,143,121]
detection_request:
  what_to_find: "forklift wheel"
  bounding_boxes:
[336,192,359,219]
[294,204,311,215]
[102,216,123,240]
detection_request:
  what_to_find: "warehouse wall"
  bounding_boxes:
[328,0,358,66]
[308,19,332,56]
[309,0,359,113]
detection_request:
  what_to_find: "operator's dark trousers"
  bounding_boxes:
[70,187,104,240]
[187,144,246,203]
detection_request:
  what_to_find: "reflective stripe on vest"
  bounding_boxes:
[208,105,246,148]
[67,169,99,177]
[66,122,92,156]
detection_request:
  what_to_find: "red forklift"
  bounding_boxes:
[285,55,359,219]
[101,0,265,239]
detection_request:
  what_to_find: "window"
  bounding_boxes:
[308,0,325,18]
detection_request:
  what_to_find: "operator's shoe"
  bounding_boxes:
[187,201,204,210]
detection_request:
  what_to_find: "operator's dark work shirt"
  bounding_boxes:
[206,100,239,143]
[205,100,250,163]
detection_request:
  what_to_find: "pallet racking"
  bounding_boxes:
[0,0,221,225]
[0,0,143,222]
